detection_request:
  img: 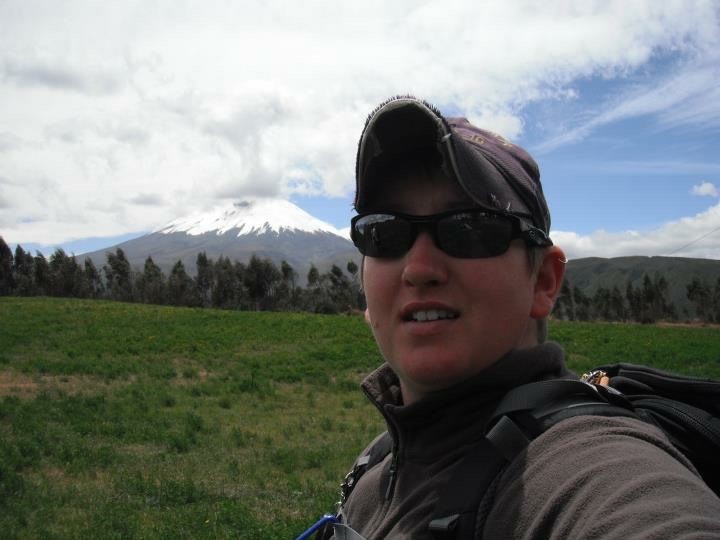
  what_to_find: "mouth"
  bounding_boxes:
[402,306,459,323]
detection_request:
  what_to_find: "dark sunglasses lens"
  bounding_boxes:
[353,215,413,257]
[437,214,513,258]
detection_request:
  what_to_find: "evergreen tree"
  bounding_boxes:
[346,260,358,280]
[328,264,353,312]
[634,273,676,323]
[0,237,14,295]
[654,275,675,321]
[572,285,591,321]
[281,260,297,289]
[137,256,166,305]
[195,252,213,308]
[83,258,104,298]
[592,287,612,320]
[12,245,35,295]
[264,257,282,309]
[244,255,281,311]
[104,248,134,302]
[588,285,626,321]
[33,252,51,296]
[626,281,642,322]
[609,286,626,321]
[346,260,364,310]
[233,261,248,309]
[167,260,194,306]
[307,265,319,288]
[302,265,354,314]
[687,277,713,322]
[49,249,83,297]
[212,256,238,309]
[639,274,656,323]
[553,279,575,320]
[303,264,329,313]
[276,260,299,311]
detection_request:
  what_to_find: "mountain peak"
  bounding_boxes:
[157,198,345,238]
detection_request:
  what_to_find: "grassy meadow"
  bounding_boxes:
[1,297,719,539]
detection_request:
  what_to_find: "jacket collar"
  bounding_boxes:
[361,342,574,460]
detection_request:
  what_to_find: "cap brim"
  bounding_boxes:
[355,98,449,212]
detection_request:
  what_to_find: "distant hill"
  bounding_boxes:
[565,256,720,319]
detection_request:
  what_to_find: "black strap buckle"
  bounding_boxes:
[428,514,460,537]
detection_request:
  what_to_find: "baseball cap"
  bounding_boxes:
[354,96,551,235]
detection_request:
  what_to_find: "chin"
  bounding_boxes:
[402,358,474,388]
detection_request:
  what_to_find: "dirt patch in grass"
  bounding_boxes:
[39,466,71,484]
[0,370,116,398]
[29,465,113,492]
[656,321,720,329]
[0,370,39,397]
[120,443,168,459]
[168,358,212,385]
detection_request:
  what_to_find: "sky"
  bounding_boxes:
[1,0,720,261]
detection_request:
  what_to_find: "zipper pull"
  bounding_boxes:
[581,369,609,386]
[385,454,398,501]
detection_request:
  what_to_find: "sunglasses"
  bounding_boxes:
[350,208,552,259]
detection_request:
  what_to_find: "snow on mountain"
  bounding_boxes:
[157,198,345,238]
[80,197,359,281]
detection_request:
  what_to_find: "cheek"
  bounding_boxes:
[362,260,391,318]
[362,260,399,354]
[467,258,535,319]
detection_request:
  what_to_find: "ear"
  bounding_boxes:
[530,246,566,319]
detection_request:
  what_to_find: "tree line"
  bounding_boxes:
[3,236,719,322]
[553,273,720,324]
[0,237,364,314]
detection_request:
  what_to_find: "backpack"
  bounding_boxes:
[331,363,720,540]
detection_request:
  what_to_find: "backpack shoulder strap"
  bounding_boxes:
[428,416,531,539]
[315,432,392,539]
[490,379,637,434]
[428,379,637,540]
[339,431,392,507]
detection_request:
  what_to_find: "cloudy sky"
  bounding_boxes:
[2,0,719,260]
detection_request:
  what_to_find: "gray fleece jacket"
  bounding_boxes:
[340,343,720,539]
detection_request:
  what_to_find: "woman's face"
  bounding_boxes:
[362,174,543,404]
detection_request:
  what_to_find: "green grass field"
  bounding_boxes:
[1,297,719,538]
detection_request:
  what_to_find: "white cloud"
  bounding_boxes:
[128,193,164,206]
[596,161,720,176]
[0,0,718,245]
[533,61,720,154]
[554,202,720,260]
[692,182,719,198]
[2,55,122,95]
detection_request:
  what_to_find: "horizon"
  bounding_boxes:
[2,1,719,261]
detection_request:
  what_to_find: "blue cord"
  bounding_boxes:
[295,514,338,540]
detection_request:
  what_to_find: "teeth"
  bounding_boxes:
[410,310,456,322]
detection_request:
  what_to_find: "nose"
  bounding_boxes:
[401,230,449,287]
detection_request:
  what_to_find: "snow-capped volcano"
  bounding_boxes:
[158,198,346,238]
[83,198,359,282]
